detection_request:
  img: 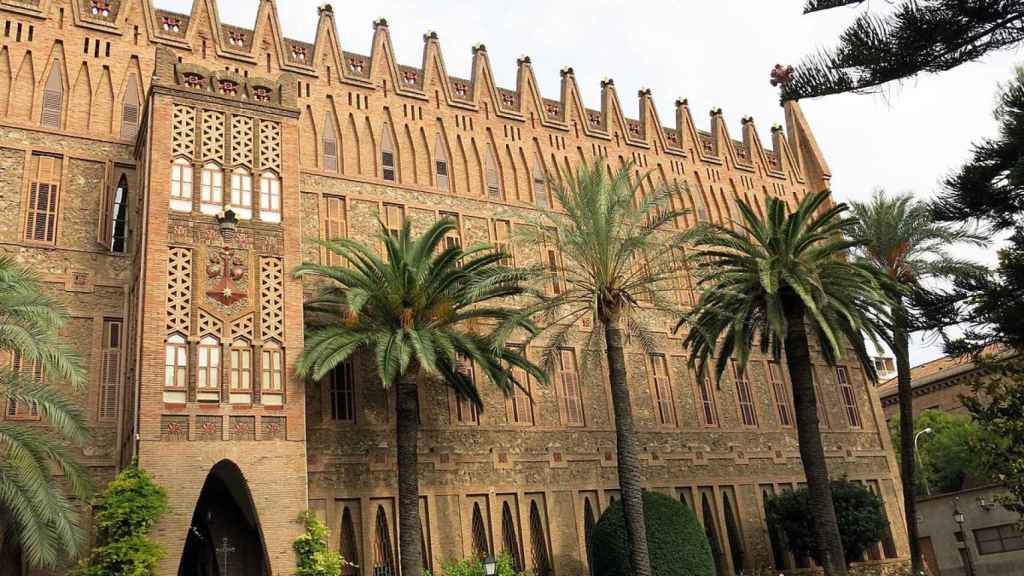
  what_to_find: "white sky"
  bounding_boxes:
[158,0,1018,366]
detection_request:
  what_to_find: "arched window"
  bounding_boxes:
[259,171,281,223]
[340,506,360,576]
[121,73,140,139]
[261,340,283,405]
[528,501,552,576]
[381,124,396,181]
[196,335,221,402]
[200,163,223,215]
[109,175,128,253]
[722,491,746,572]
[583,497,597,573]
[41,62,63,128]
[434,134,449,191]
[230,168,253,219]
[471,502,489,559]
[323,112,338,172]
[501,502,523,571]
[373,505,395,576]
[485,143,502,199]
[229,339,252,404]
[763,489,788,570]
[532,154,548,208]
[164,333,188,403]
[701,493,726,576]
[170,159,193,212]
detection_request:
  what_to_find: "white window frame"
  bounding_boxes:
[200,163,224,215]
[230,168,253,219]
[170,159,193,212]
[260,171,281,223]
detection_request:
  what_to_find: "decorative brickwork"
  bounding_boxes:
[259,120,282,173]
[229,415,255,441]
[259,256,284,342]
[231,115,254,167]
[171,104,196,158]
[196,415,222,441]
[201,109,225,164]
[161,415,189,441]
[166,247,192,335]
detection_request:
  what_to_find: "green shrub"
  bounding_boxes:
[73,465,169,576]
[591,491,715,576]
[426,553,525,576]
[765,479,889,565]
[294,511,351,576]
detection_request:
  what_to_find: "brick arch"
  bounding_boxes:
[178,459,272,576]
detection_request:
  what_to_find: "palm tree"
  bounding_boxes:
[524,159,688,576]
[680,190,890,576]
[848,190,984,576]
[0,256,90,570]
[294,219,545,576]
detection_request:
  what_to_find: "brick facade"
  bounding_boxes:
[0,1,908,574]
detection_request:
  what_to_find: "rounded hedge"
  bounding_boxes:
[591,491,715,576]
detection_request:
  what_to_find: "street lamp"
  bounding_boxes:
[915,427,934,495]
[483,556,497,576]
[953,497,975,576]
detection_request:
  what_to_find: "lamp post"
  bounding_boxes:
[953,497,975,576]
[915,427,934,495]
[483,556,497,576]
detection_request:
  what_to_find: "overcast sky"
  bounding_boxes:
[158,0,1019,366]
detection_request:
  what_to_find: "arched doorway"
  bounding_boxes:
[178,460,270,576]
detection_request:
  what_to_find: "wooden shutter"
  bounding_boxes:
[485,144,501,198]
[532,155,548,208]
[559,349,582,426]
[41,64,63,128]
[322,195,346,265]
[99,320,122,420]
[652,355,675,426]
[381,124,396,181]
[25,155,61,243]
[121,74,140,139]
[434,134,449,191]
[323,112,338,172]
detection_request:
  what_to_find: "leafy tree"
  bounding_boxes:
[590,491,714,576]
[0,255,90,570]
[889,410,993,496]
[848,190,984,575]
[294,219,545,576]
[73,465,168,576]
[766,479,889,566]
[780,1,1024,100]
[680,190,890,576]
[524,159,687,576]
[294,512,347,576]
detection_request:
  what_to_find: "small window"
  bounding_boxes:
[532,155,548,209]
[975,524,1024,555]
[836,366,862,428]
[493,220,513,266]
[434,134,449,191]
[164,334,188,403]
[696,373,719,427]
[439,212,461,251]
[98,320,122,419]
[812,368,831,429]
[41,63,63,129]
[229,168,253,219]
[322,195,347,265]
[229,340,252,404]
[381,124,396,181]
[329,361,356,423]
[485,144,502,199]
[199,163,223,215]
[507,344,532,426]
[558,349,583,426]
[261,342,284,405]
[170,159,193,212]
[121,73,141,139]
[768,361,793,427]
[542,234,561,295]
[454,355,479,425]
[25,154,62,243]
[109,175,128,253]
[732,361,758,427]
[196,335,221,402]
[383,203,403,239]
[323,112,338,172]
[259,172,281,222]
[651,354,676,427]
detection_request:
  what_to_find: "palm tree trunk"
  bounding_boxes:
[603,316,652,576]
[396,372,422,576]
[782,294,848,576]
[893,301,924,576]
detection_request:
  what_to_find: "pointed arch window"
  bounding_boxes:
[372,505,396,576]
[340,506,360,576]
[529,501,552,576]
[434,134,450,191]
[471,502,490,559]
[583,497,597,574]
[108,174,128,253]
[501,502,524,571]
[261,340,284,405]
[170,159,193,212]
[259,171,281,223]
[121,73,140,139]
[229,339,252,404]
[723,490,746,572]
[381,124,396,181]
[485,143,502,199]
[199,163,224,215]
[532,155,549,209]
[41,62,63,128]
[229,168,253,219]
[763,488,788,570]
[701,493,726,576]
[196,335,221,402]
[164,333,188,403]
[323,112,339,172]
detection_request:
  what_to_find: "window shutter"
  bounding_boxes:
[485,145,501,198]
[41,65,63,129]
[381,124,396,181]
[323,113,338,172]
[99,348,121,419]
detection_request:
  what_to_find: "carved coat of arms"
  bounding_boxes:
[206,249,247,306]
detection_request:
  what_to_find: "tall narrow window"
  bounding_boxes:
[471,502,490,559]
[583,497,597,574]
[170,159,193,212]
[323,113,338,172]
[340,506,360,576]
[836,366,862,428]
[41,63,63,128]
[558,348,584,426]
[439,211,461,251]
[98,320,122,420]
[501,502,524,571]
[532,155,549,209]
[768,361,793,427]
[329,360,355,423]
[455,355,479,425]
[528,501,552,576]
[383,203,403,239]
[434,134,449,191]
[485,143,502,199]
[259,171,281,222]
[229,340,252,404]
[196,335,221,402]
[493,220,513,265]
[109,175,128,253]
[261,341,284,405]
[381,124,396,181]
[199,163,223,215]
[507,344,533,426]
[732,361,758,427]
[723,490,746,572]
[121,73,140,139]
[696,373,719,426]
[373,505,396,576]
[25,154,62,243]
[673,247,697,306]
[812,367,831,429]
[230,168,253,219]
[650,354,676,426]
[702,493,726,576]
[164,334,188,403]
[763,488,788,570]
[322,195,347,249]
[542,234,562,295]
[6,352,42,420]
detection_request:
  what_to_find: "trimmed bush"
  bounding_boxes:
[591,491,715,576]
